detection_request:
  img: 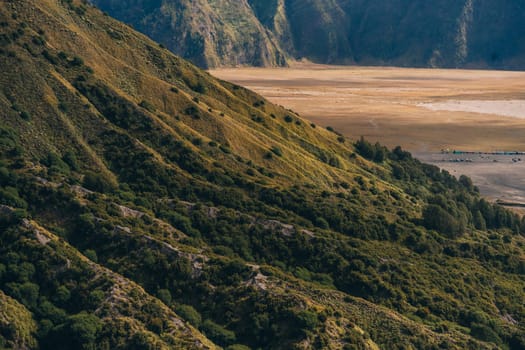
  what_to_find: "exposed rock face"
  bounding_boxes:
[91,0,525,69]
[90,0,287,68]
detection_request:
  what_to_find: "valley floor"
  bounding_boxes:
[210,64,525,207]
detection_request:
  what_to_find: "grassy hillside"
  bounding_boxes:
[91,0,525,69]
[1,0,525,349]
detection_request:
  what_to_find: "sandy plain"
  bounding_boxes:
[210,64,525,205]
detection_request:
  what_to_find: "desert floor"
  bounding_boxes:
[210,64,525,206]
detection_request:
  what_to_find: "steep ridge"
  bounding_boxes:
[91,0,525,69]
[1,0,525,349]
[88,0,287,68]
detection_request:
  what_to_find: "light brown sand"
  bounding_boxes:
[418,100,525,119]
[210,65,525,204]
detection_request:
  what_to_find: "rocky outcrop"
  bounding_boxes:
[91,0,525,69]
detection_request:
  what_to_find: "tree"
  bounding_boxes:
[48,312,102,350]
[473,210,486,230]
[354,137,375,160]
[422,204,463,237]
[373,142,386,162]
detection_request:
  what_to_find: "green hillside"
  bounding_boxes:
[1,0,525,349]
[91,0,525,69]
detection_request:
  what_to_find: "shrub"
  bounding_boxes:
[139,100,155,112]
[42,50,58,65]
[192,138,203,146]
[0,187,27,208]
[19,111,31,121]
[192,82,207,94]
[220,145,232,154]
[315,217,329,229]
[58,102,68,112]
[295,310,320,332]
[70,56,84,67]
[201,319,236,346]
[270,146,283,157]
[156,289,172,305]
[184,106,199,117]
[61,312,103,349]
[175,304,202,328]
[63,151,79,171]
[82,171,117,193]
[83,250,98,262]
[226,345,251,350]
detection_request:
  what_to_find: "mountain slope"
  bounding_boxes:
[88,0,287,68]
[91,0,525,69]
[1,0,525,349]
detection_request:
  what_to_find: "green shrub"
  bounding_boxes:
[315,217,329,229]
[70,56,84,67]
[83,249,98,262]
[82,171,116,193]
[201,319,236,346]
[226,345,251,350]
[19,111,31,121]
[139,100,155,112]
[0,187,27,208]
[156,289,172,305]
[175,304,202,328]
[270,146,283,157]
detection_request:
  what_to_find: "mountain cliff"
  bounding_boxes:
[1,0,525,349]
[91,0,525,69]
[88,0,287,68]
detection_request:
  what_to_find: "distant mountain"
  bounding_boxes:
[91,0,525,69]
[1,0,525,349]
[88,0,288,68]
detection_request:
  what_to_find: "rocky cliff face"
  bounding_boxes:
[91,0,525,69]
[340,0,525,69]
[90,0,287,68]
